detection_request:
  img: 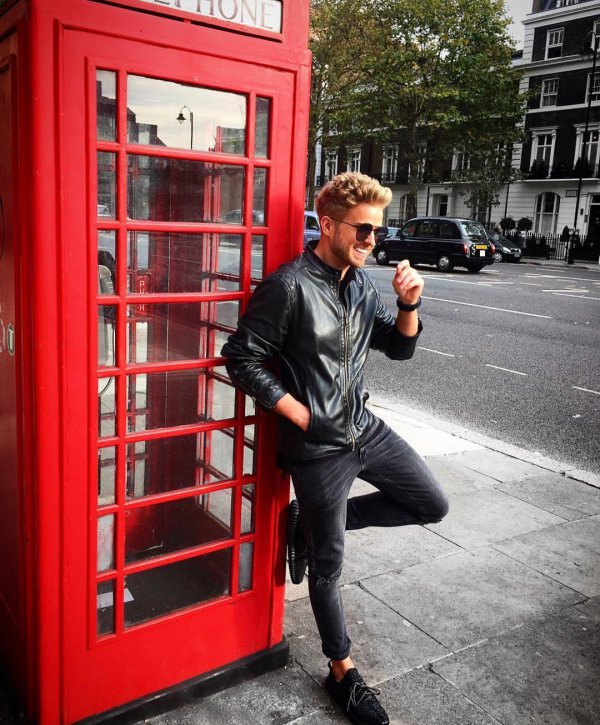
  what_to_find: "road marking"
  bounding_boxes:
[422,296,552,318]
[542,288,589,293]
[572,386,600,396]
[548,293,600,301]
[525,274,599,283]
[420,276,494,286]
[418,346,455,357]
[485,364,528,376]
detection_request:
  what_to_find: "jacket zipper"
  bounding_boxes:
[338,281,356,451]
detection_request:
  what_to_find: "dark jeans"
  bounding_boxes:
[288,418,449,661]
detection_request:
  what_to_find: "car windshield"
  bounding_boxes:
[460,221,487,238]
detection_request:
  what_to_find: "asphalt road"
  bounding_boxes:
[364,258,600,474]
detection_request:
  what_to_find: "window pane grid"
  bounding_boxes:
[94,68,267,639]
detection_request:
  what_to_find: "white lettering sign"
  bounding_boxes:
[136,0,283,33]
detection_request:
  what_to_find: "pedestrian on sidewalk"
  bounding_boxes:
[222,172,449,725]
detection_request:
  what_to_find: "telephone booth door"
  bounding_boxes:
[58,28,301,722]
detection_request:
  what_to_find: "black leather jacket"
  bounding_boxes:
[222,244,422,461]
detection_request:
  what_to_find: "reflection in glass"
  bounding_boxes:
[241,484,255,535]
[253,168,267,224]
[98,447,116,506]
[127,367,236,433]
[127,76,246,155]
[244,395,255,418]
[126,428,235,499]
[97,580,115,636]
[97,515,115,572]
[239,542,254,593]
[255,98,270,158]
[97,152,116,219]
[98,231,117,295]
[243,425,256,476]
[127,301,239,364]
[98,377,116,438]
[127,232,242,294]
[125,491,232,564]
[124,549,231,627]
[127,156,244,223]
[98,306,116,367]
[97,70,117,142]
[251,235,265,285]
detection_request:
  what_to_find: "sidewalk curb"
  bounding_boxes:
[369,396,600,490]
[521,259,597,270]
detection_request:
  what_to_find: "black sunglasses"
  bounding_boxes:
[329,217,388,243]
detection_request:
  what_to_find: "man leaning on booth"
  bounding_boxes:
[222,172,449,725]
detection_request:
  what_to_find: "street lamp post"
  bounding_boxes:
[176,104,194,150]
[570,30,599,264]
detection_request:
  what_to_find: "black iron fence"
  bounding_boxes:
[496,229,599,262]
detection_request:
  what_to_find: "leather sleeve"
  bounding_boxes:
[370,291,423,360]
[221,274,294,411]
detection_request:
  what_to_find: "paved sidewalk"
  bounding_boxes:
[1,402,599,724]
[520,256,598,270]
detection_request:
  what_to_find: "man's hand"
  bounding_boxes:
[274,393,311,432]
[392,260,424,305]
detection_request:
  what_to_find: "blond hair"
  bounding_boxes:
[315,172,392,219]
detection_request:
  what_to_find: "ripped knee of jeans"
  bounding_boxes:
[312,568,343,588]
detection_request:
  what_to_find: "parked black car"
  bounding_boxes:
[486,230,522,263]
[373,217,495,273]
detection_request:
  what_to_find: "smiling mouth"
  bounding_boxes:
[353,245,372,256]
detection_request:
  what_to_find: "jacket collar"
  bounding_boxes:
[304,241,359,284]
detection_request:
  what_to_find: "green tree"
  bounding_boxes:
[311,0,526,216]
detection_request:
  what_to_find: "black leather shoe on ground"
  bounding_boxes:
[287,500,308,585]
[325,665,389,725]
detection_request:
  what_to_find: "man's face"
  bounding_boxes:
[322,203,385,270]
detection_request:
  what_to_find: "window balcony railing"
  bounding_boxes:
[526,158,600,180]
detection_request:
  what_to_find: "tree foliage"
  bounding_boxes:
[309,0,526,214]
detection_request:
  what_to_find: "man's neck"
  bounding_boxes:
[313,243,350,279]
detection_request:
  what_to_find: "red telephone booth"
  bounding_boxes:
[0,1,310,722]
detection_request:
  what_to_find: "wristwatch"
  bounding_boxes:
[396,296,422,312]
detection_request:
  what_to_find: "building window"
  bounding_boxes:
[453,152,470,172]
[432,194,448,217]
[575,127,600,174]
[545,29,563,59]
[540,78,559,107]
[555,0,578,7]
[534,192,560,234]
[586,73,600,103]
[409,141,427,181]
[531,132,556,175]
[381,144,399,181]
[324,149,338,180]
[346,147,361,173]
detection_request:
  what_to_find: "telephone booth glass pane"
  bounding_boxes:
[98,377,116,438]
[97,515,115,572]
[97,70,117,142]
[97,580,115,636]
[126,301,240,363]
[125,490,233,564]
[125,428,235,499]
[98,447,116,506]
[127,76,246,155]
[251,235,265,286]
[124,549,232,627]
[241,484,255,534]
[97,152,116,219]
[255,97,270,158]
[253,168,267,223]
[127,157,245,223]
[98,307,115,366]
[126,367,236,433]
[98,231,117,295]
[127,232,242,294]
[243,425,256,476]
[238,542,254,593]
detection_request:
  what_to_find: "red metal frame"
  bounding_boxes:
[0,0,310,722]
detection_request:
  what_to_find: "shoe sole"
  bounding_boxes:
[287,501,306,585]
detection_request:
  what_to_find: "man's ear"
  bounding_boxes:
[320,215,334,237]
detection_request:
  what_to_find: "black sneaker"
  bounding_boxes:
[287,500,308,584]
[325,665,389,725]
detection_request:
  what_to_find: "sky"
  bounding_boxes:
[504,0,530,48]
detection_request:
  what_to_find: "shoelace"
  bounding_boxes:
[347,681,381,712]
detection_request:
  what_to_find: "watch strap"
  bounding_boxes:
[396,296,422,312]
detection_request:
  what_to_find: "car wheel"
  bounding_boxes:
[374,248,390,266]
[436,254,454,272]
[493,251,503,263]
